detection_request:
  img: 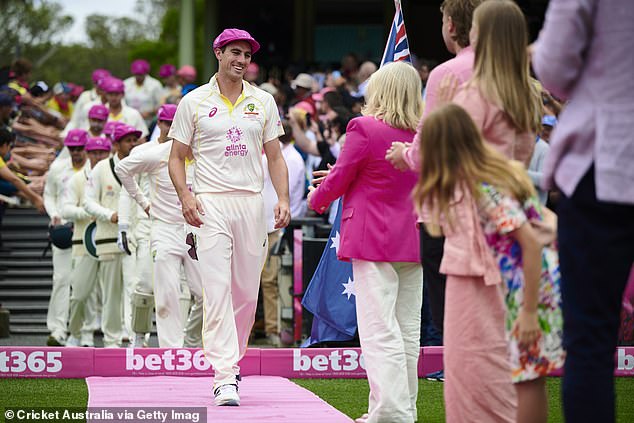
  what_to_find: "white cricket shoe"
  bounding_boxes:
[65,335,80,347]
[214,383,240,406]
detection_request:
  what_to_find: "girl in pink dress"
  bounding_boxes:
[413,103,564,423]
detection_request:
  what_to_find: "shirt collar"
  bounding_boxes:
[208,74,255,97]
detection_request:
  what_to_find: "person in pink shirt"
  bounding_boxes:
[308,61,423,423]
[385,0,482,382]
[450,0,541,167]
[533,0,634,421]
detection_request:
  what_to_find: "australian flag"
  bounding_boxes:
[301,0,412,347]
[302,201,356,346]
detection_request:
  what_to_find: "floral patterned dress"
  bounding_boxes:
[477,183,565,383]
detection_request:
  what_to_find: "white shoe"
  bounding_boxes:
[80,332,94,347]
[65,335,81,347]
[354,413,369,423]
[128,333,146,348]
[214,384,240,406]
[266,333,281,347]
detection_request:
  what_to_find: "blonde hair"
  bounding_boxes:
[412,103,536,227]
[362,61,423,131]
[471,0,541,134]
[289,107,308,131]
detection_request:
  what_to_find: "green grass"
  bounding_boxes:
[1,378,634,422]
[0,378,88,408]
[294,378,634,422]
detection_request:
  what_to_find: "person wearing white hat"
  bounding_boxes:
[168,28,290,406]
[63,137,112,347]
[43,129,91,346]
[116,104,203,348]
[84,124,140,347]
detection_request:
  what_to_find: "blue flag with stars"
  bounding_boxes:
[302,200,356,346]
[301,0,412,346]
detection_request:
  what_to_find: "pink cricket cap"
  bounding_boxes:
[88,104,109,121]
[159,64,176,78]
[103,121,121,139]
[131,59,150,75]
[69,83,84,97]
[212,28,260,54]
[176,65,197,79]
[294,101,316,117]
[312,87,335,102]
[64,129,88,147]
[157,104,177,122]
[114,124,142,142]
[101,77,125,93]
[85,137,112,152]
[92,69,111,84]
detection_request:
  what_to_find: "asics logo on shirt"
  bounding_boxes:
[208,107,217,118]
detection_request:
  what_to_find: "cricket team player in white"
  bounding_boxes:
[63,136,112,347]
[116,104,203,348]
[44,129,91,346]
[168,28,290,406]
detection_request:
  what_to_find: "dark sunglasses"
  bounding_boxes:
[185,232,198,261]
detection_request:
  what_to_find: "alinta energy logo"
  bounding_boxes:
[225,126,248,157]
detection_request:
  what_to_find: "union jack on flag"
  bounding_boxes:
[380,0,412,67]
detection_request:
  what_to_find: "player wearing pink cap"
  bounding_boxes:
[62,136,112,347]
[43,129,91,346]
[64,69,111,136]
[87,104,108,138]
[116,103,203,348]
[103,121,121,143]
[124,59,163,128]
[84,124,140,347]
[159,64,182,104]
[168,28,290,406]
[102,77,149,140]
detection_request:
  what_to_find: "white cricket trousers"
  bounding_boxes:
[99,253,124,347]
[151,220,203,347]
[196,192,268,386]
[68,254,99,339]
[352,260,423,423]
[47,245,72,339]
[122,220,152,339]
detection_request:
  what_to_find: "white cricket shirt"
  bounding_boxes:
[168,75,284,194]
[115,140,194,225]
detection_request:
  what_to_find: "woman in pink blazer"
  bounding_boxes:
[308,61,423,423]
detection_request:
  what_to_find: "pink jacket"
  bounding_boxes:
[309,116,420,263]
[421,187,502,286]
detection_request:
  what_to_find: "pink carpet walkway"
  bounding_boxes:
[86,375,353,423]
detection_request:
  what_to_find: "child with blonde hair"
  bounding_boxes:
[414,103,564,423]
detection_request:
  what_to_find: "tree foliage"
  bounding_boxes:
[1,0,185,88]
[0,0,73,60]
